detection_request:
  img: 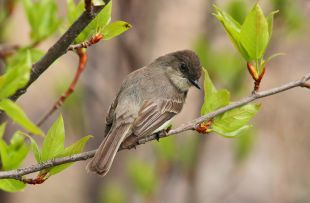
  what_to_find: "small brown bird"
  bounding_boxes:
[87,50,202,176]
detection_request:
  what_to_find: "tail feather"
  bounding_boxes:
[87,124,131,176]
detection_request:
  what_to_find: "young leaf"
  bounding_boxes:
[22,0,62,43]
[0,128,27,192]
[74,1,112,43]
[41,115,65,162]
[0,139,9,170]
[0,131,29,171]
[212,124,252,138]
[0,124,7,168]
[240,3,269,60]
[0,50,32,99]
[24,134,41,163]
[0,179,26,192]
[213,5,249,60]
[201,69,230,115]
[0,99,43,136]
[266,10,279,42]
[101,21,132,40]
[6,132,30,170]
[48,135,92,176]
[212,104,260,137]
[30,137,41,163]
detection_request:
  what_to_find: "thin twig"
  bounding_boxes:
[67,34,103,51]
[36,34,104,126]
[0,73,309,180]
[36,48,88,127]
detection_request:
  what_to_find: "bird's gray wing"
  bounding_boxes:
[104,97,118,136]
[132,98,184,138]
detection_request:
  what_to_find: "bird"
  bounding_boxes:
[87,50,202,176]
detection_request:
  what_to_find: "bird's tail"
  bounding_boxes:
[86,124,131,176]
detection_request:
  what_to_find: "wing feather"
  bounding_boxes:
[132,98,184,138]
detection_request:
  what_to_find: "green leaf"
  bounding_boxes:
[127,159,157,197]
[212,104,260,137]
[213,5,249,60]
[201,69,230,115]
[0,140,9,170]
[0,99,43,136]
[101,21,132,40]
[48,135,92,176]
[240,3,269,60]
[24,134,41,163]
[266,10,279,42]
[213,124,252,138]
[22,0,62,43]
[0,179,26,192]
[6,132,30,170]
[0,131,29,171]
[41,115,65,162]
[0,124,7,169]
[0,50,32,99]
[74,1,112,43]
[213,6,240,48]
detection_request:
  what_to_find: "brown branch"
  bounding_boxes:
[0,73,309,180]
[36,34,103,126]
[7,1,110,102]
[36,48,88,126]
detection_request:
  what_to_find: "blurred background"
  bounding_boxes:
[0,0,310,202]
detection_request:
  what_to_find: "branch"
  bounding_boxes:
[8,1,110,102]
[0,73,309,180]
[36,48,88,126]
[36,34,104,126]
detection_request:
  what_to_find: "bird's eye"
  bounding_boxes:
[180,63,187,72]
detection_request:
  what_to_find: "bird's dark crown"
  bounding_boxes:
[171,50,201,81]
[154,49,202,81]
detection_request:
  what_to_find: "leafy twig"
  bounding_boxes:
[0,73,309,180]
[7,1,110,102]
[67,34,103,51]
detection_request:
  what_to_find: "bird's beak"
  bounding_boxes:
[189,79,201,89]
